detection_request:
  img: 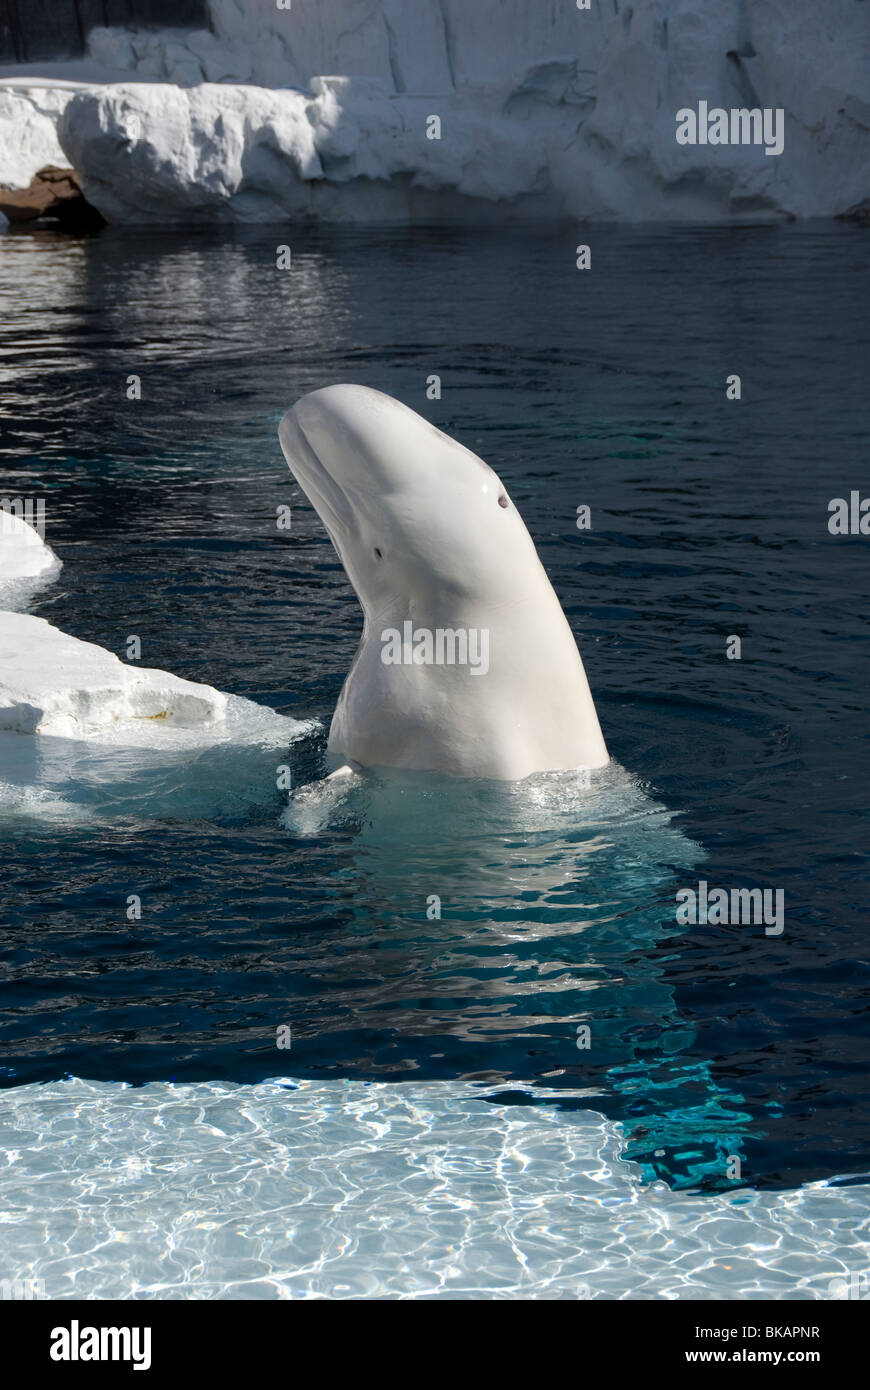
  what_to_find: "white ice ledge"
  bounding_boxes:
[0,612,228,739]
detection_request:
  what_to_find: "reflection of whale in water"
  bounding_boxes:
[284,760,752,1189]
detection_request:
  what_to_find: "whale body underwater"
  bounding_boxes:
[279,385,608,781]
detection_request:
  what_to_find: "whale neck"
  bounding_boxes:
[363,556,556,633]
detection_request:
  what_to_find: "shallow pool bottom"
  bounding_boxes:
[1,1077,866,1300]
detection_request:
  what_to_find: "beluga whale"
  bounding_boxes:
[279,385,608,780]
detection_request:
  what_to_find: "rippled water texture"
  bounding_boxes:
[4,1076,868,1301]
[0,223,868,1209]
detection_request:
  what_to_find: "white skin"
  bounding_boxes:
[279,384,608,780]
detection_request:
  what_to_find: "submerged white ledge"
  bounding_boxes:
[2,1075,867,1301]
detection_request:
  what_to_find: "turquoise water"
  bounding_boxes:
[0,221,868,1295]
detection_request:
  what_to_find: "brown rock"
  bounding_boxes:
[0,165,105,231]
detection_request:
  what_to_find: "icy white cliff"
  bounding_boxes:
[1,0,868,221]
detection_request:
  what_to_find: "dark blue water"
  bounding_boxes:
[0,222,868,1193]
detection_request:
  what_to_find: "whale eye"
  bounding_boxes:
[373,546,383,559]
[498,495,509,509]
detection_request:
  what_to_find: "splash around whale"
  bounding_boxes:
[279,384,608,780]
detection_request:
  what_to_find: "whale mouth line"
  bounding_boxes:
[284,413,354,540]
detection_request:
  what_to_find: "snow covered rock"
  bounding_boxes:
[0,86,73,189]
[57,82,324,222]
[54,78,570,223]
[0,612,228,739]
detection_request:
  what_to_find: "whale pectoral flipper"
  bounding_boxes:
[325,762,361,780]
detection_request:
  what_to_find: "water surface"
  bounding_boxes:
[0,221,868,1196]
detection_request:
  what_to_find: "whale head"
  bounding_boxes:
[278,384,544,619]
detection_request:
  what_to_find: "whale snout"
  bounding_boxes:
[279,393,359,538]
[280,383,496,501]
[279,384,389,497]
[280,384,408,494]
